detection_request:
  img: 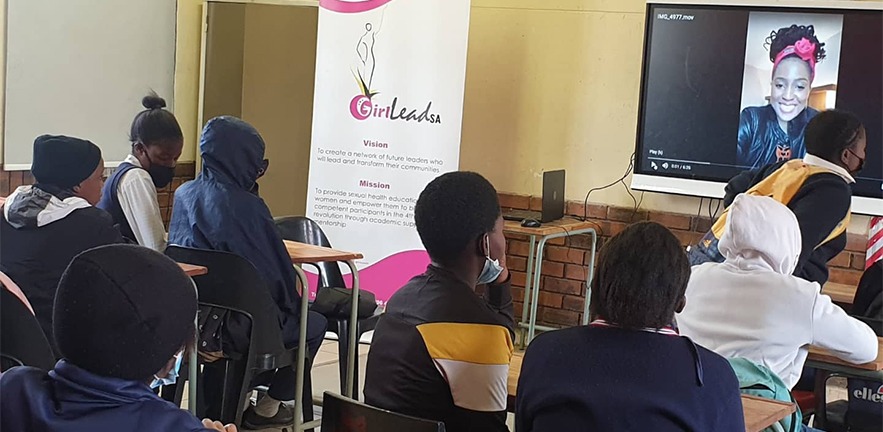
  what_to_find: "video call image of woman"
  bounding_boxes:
[737,25,826,170]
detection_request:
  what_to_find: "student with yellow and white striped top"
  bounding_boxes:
[364,172,514,432]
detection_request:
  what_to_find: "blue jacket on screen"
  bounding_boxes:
[168,116,301,347]
[0,360,209,432]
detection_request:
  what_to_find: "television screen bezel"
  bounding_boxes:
[631,0,883,216]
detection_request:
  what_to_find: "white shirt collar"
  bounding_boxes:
[124,154,143,168]
[803,153,855,184]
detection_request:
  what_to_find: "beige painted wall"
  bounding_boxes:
[240,4,317,216]
[0,0,873,232]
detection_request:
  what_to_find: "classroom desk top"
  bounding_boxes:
[821,281,857,305]
[503,217,598,237]
[807,337,883,372]
[740,395,797,432]
[283,240,364,264]
[508,351,796,432]
[177,263,208,277]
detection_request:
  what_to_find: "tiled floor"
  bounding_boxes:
[187,335,848,431]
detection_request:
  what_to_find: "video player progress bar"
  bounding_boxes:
[647,157,754,170]
[647,157,711,165]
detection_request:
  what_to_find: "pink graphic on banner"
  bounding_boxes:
[320,0,393,13]
[302,250,430,303]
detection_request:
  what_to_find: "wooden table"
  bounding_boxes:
[821,281,857,305]
[177,262,207,277]
[503,218,598,345]
[741,395,797,432]
[284,240,363,264]
[807,337,883,372]
[806,337,883,428]
[508,351,796,432]
[283,240,364,432]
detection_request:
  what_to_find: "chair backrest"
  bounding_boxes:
[320,392,445,432]
[165,246,285,357]
[275,216,346,288]
[0,288,55,371]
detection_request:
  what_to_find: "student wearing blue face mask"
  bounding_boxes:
[0,244,235,432]
[364,171,514,432]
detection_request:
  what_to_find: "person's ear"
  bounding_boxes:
[476,234,488,257]
[841,148,852,166]
[675,296,687,314]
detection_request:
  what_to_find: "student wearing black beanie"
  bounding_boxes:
[0,134,124,355]
[0,244,235,432]
[30,134,104,201]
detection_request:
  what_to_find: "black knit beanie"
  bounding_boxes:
[31,135,102,190]
[53,244,197,381]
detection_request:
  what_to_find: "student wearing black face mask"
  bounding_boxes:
[689,109,868,286]
[99,93,184,251]
[250,159,269,196]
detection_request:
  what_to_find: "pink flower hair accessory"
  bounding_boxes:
[773,37,817,80]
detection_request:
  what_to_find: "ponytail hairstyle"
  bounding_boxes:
[129,92,183,149]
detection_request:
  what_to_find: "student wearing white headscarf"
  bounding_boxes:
[677,194,877,389]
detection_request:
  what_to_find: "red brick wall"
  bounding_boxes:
[0,162,197,226]
[500,192,870,328]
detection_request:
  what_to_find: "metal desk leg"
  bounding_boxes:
[188,278,199,415]
[812,370,830,428]
[519,235,537,346]
[527,237,550,343]
[581,231,597,325]
[189,320,199,415]
[291,265,320,431]
[344,260,360,399]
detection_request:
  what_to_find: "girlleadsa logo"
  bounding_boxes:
[346,12,441,124]
[350,95,441,124]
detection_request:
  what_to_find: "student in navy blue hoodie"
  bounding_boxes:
[515,222,745,432]
[0,244,234,432]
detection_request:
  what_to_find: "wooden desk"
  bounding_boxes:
[741,395,797,432]
[283,240,364,264]
[508,351,796,432]
[503,217,598,345]
[821,282,857,305]
[177,263,208,277]
[807,337,883,372]
[503,218,599,237]
[807,337,883,429]
[282,240,364,432]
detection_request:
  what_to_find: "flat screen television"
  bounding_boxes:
[631,0,883,216]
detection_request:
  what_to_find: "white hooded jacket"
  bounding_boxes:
[677,194,877,389]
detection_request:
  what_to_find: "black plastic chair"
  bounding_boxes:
[320,391,445,432]
[165,246,314,427]
[0,288,55,372]
[275,216,382,396]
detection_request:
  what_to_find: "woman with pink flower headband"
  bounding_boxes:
[737,25,827,169]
